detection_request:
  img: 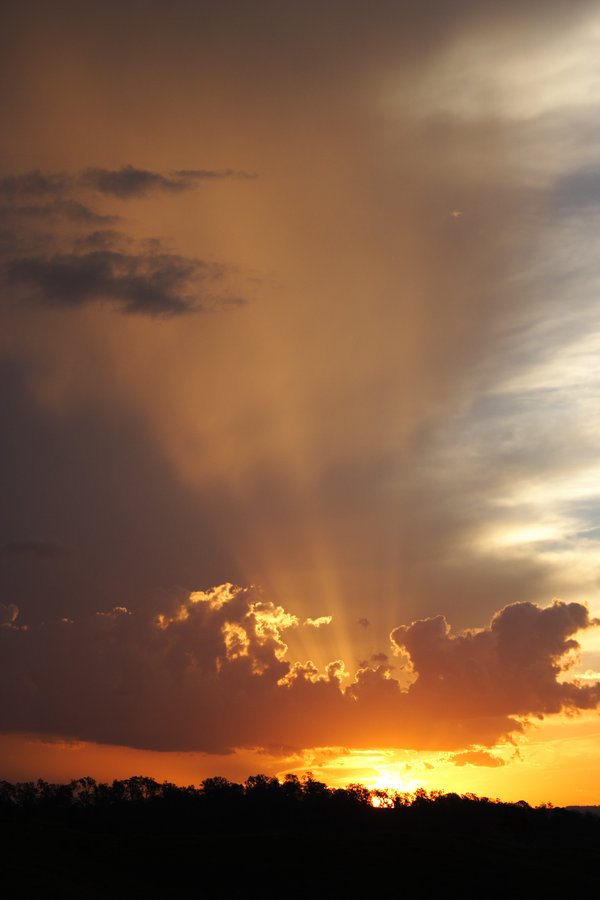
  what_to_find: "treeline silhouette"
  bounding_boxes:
[0,772,593,830]
[2,774,599,897]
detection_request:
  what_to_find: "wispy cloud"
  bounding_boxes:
[81,165,256,199]
[0,166,255,202]
[7,247,236,317]
[3,199,119,225]
[0,164,255,317]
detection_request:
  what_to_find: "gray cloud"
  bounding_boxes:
[4,199,119,225]
[5,248,234,316]
[74,229,129,250]
[173,168,257,181]
[81,165,256,198]
[0,166,255,203]
[553,167,600,212]
[0,170,71,201]
[0,164,254,317]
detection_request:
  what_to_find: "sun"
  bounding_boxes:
[369,768,424,796]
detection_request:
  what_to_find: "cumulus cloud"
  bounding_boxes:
[390,600,600,720]
[305,616,332,628]
[96,606,131,619]
[0,587,597,754]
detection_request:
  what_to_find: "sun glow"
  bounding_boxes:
[483,524,563,549]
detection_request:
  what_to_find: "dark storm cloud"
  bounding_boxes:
[6,248,233,316]
[0,588,597,753]
[81,165,255,198]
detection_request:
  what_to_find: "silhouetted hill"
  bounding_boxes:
[2,775,599,897]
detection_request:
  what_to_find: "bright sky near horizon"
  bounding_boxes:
[2,0,600,804]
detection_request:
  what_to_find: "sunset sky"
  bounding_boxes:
[2,0,600,806]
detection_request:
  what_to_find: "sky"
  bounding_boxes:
[2,0,600,805]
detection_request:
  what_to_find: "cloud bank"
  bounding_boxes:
[0,586,597,755]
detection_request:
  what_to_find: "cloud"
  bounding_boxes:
[96,606,131,619]
[173,168,257,181]
[81,165,255,199]
[305,616,332,628]
[553,167,600,212]
[75,229,131,250]
[6,247,239,317]
[0,588,597,754]
[0,164,253,317]
[0,170,71,201]
[390,601,600,720]
[3,199,119,225]
[0,603,19,626]
[450,750,506,768]
[0,166,255,203]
